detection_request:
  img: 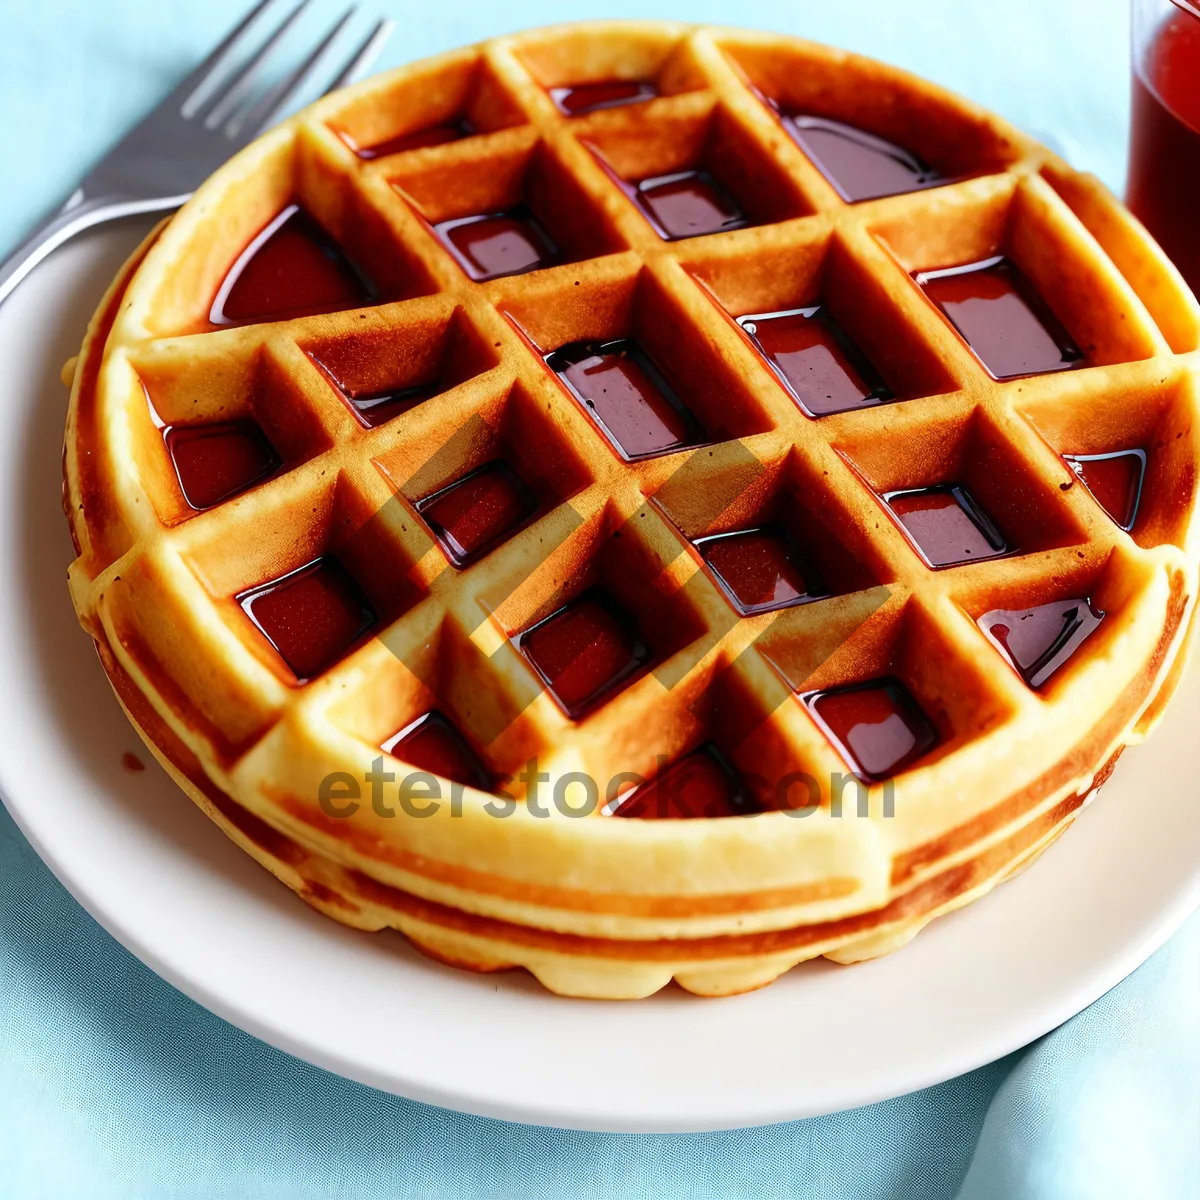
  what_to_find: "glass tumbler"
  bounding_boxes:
[1128,0,1200,293]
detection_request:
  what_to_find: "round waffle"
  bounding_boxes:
[63,22,1200,999]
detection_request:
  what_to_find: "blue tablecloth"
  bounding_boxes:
[2,2,1198,1195]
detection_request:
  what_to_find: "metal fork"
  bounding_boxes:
[0,0,394,307]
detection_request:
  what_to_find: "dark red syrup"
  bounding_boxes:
[351,117,477,159]
[696,524,827,615]
[738,306,893,416]
[885,485,1008,568]
[1063,450,1146,531]
[516,589,652,719]
[309,352,440,428]
[433,206,559,281]
[210,204,375,326]
[415,461,538,568]
[803,677,939,781]
[916,256,1083,380]
[608,743,758,819]
[782,114,943,202]
[238,557,377,682]
[979,598,1105,689]
[546,338,706,460]
[381,710,495,790]
[165,421,281,510]
[550,80,657,116]
[631,170,747,240]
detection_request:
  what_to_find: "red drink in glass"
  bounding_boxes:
[1128,0,1200,293]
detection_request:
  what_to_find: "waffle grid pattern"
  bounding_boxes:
[65,23,1200,997]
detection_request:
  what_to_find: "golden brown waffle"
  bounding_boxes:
[63,22,1200,998]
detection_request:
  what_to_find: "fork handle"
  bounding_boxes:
[0,190,183,308]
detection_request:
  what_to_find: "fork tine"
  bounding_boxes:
[228,7,358,139]
[202,0,313,128]
[176,0,284,118]
[322,17,395,94]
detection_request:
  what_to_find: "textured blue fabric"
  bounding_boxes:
[2,1,1198,1196]
[958,918,1200,1200]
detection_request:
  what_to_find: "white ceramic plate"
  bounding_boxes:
[2,221,1198,1133]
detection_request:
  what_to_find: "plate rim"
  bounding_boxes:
[6,786,1198,1131]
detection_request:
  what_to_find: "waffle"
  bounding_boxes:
[62,22,1200,999]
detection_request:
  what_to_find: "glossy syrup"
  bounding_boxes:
[885,485,1008,568]
[738,306,893,416]
[546,338,706,460]
[803,677,939,782]
[433,206,559,281]
[916,256,1083,380]
[608,743,758,819]
[415,461,538,568]
[210,204,375,326]
[979,598,1105,690]
[630,170,748,240]
[238,557,377,682]
[351,117,477,159]
[1064,450,1147,531]
[308,351,441,429]
[346,384,441,428]
[381,710,495,791]
[165,421,281,510]
[696,524,827,615]
[782,114,943,202]
[550,80,657,116]
[516,589,652,719]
